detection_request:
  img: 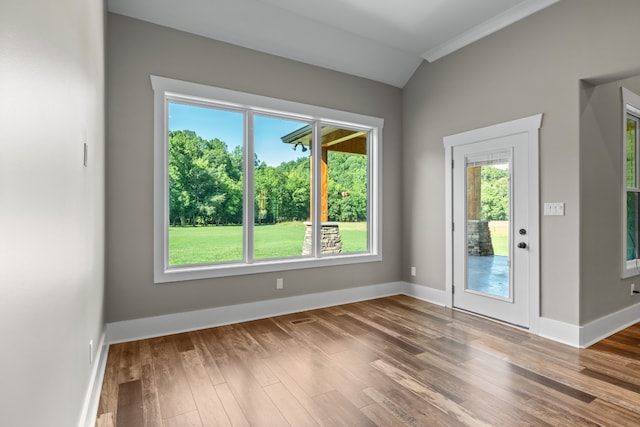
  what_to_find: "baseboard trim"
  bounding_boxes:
[78,331,108,427]
[107,282,404,344]
[538,317,581,347]
[538,302,640,348]
[401,282,448,306]
[580,301,640,348]
[105,280,640,349]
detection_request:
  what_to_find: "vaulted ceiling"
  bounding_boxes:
[107,0,559,87]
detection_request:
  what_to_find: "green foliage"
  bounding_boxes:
[327,152,367,222]
[254,156,310,223]
[169,129,368,226]
[169,130,242,226]
[480,166,509,221]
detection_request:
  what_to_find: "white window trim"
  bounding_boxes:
[621,87,640,278]
[150,75,383,283]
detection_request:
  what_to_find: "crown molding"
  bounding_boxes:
[421,0,560,62]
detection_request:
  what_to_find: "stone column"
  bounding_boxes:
[302,222,343,255]
[467,220,494,256]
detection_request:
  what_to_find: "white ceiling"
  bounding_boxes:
[107,0,559,87]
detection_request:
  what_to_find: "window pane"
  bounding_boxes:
[626,117,637,188]
[167,102,244,266]
[322,126,368,255]
[254,115,311,259]
[627,191,639,261]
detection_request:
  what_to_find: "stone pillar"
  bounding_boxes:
[302,222,343,255]
[467,220,494,256]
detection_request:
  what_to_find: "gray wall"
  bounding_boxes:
[580,75,640,323]
[106,14,403,322]
[0,1,105,426]
[403,0,640,325]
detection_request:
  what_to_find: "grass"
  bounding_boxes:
[169,225,243,265]
[169,221,367,266]
[489,220,509,256]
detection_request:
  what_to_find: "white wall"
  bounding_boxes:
[403,0,640,326]
[0,1,106,426]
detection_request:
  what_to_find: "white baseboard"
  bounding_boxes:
[106,280,640,348]
[107,282,404,343]
[538,302,640,348]
[402,281,448,306]
[78,331,108,427]
[538,317,581,347]
[580,301,640,348]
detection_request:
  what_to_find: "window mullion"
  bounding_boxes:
[245,111,255,264]
[312,121,322,258]
[162,95,171,271]
[367,129,374,253]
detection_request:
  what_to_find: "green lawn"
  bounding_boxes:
[330,221,368,253]
[169,221,367,266]
[489,221,509,256]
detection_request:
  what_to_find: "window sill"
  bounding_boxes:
[622,263,640,279]
[154,252,382,283]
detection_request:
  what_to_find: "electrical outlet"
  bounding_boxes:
[276,278,283,290]
[410,266,416,276]
[89,340,93,365]
[632,283,639,296]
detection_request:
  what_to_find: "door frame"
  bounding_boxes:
[443,114,542,333]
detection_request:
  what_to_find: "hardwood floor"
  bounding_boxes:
[95,295,640,426]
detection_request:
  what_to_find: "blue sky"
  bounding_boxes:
[168,102,309,166]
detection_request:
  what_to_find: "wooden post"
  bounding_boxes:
[321,147,328,221]
[467,166,482,220]
[309,146,329,222]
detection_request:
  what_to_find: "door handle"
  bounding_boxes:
[517,242,527,249]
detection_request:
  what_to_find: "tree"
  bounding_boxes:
[169,130,237,225]
[480,166,509,221]
[327,151,367,222]
[168,129,369,226]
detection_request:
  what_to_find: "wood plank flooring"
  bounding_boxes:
[95,295,640,426]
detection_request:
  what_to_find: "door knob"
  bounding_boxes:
[517,242,527,249]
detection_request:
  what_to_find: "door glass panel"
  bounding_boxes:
[466,152,510,299]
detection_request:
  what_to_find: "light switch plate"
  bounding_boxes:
[544,202,564,216]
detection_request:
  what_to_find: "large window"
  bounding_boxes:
[623,87,640,278]
[151,76,382,282]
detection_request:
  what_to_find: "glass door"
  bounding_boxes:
[452,133,529,327]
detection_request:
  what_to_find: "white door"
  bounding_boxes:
[452,133,530,327]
